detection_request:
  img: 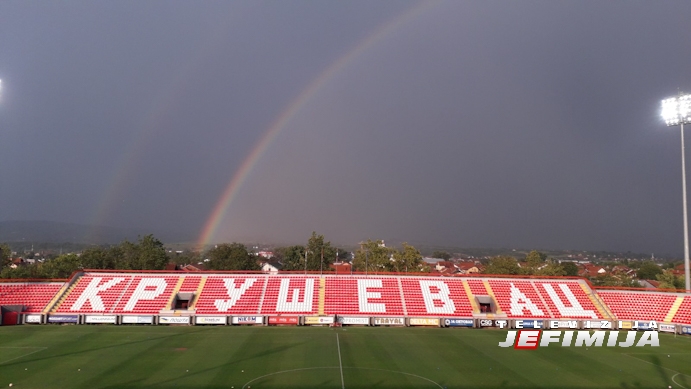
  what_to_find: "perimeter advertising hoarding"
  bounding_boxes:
[232,316,263,325]
[159,316,190,324]
[121,315,154,324]
[48,315,78,323]
[268,316,299,325]
[304,316,335,325]
[409,318,439,326]
[444,318,473,327]
[338,317,370,325]
[516,320,543,329]
[682,326,691,335]
[85,315,117,324]
[24,314,41,324]
[195,316,226,325]
[619,321,633,330]
[659,324,676,333]
[374,317,405,326]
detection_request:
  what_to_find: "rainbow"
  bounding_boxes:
[197,1,437,248]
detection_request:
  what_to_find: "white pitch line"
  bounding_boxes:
[673,373,688,389]
[0,347,47,365]
[623,353,691,388]
[336,333,345,389]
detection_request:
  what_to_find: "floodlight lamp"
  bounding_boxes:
[662,94,691,126]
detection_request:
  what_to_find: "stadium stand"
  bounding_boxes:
[0,282,62,312]
[5,271,691,325]
[598,290,678,322]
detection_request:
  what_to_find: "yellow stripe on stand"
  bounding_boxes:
[318,277,326,315]
[188,276,207,310]
[462,280,480,314]
[165,277,185,310]
[664,296,685,323]
[482,280,503,314]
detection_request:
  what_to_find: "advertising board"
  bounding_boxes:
[338,317,370,325]
[195,316,226,325]
[659,324,676,333]
[516,320,543,329]
[121,315,154,324]
[232,316,263,325]
[682,326,691,335]
[444,318,473,327]
[619,321,633,330]
[268,316,299,325]
[159,316,190,324]
[24,314,41,324]
[48,315,79,323]
[409,318,439,326]
[373,317,405,326]
[304,316,335,325]
[85,315,117,324]
[549,320,579,329]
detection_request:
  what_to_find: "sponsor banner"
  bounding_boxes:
[374,317,405,326]
[659,324,676,333]
[304,316,335,325]
[550,320,579,329]
[619,321,633,330]
[159,316,190,324]
[681,326,691,335]
[24,314,41,324]
[516,320,543,329]
[338,317,370,325]
[232,316,263,325]
[444,318,474,327]
[480,319,496,327]
[268,316,299,325]
[195,316,226,325]
[409,318,439,326]
[48,315,78,323]
[85,315,117,324]
[121,315,154,324]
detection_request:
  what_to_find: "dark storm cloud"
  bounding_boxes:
[1,1,690,254]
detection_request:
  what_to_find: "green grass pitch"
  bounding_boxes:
[0,325,690,388]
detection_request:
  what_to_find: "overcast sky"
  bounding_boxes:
[1,1,691,254]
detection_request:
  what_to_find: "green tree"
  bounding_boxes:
[432,251,451,260]
[353,240,393,273]
[118,235,168,270]
[0,243,11,268]
[637,261,663,280]
[535,260,566,276]
[656,269,684,290]
[80,247,116,270]
[305,232,336,272]
[484,256,520,275]
[42,253,81,278]
[392,243,424,273]
[274,245,306,271]
[206,243,259,271]
[562,262,579,276]
[522,250,547,275]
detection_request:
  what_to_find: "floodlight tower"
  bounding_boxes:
[661,93,691,292]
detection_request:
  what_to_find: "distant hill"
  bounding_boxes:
[0,220,189,245]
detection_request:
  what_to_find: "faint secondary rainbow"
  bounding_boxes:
[197,1,437,248]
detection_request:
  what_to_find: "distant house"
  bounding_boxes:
[578,264,606,277]
[330,262,352,274]
[261,262,283,274]
[181,263,206,272]
[456,262,481,274]
[639,279,660,289]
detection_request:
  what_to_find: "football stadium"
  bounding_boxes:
[1,271,690,388]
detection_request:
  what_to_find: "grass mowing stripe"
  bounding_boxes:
[336,333,344,389]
